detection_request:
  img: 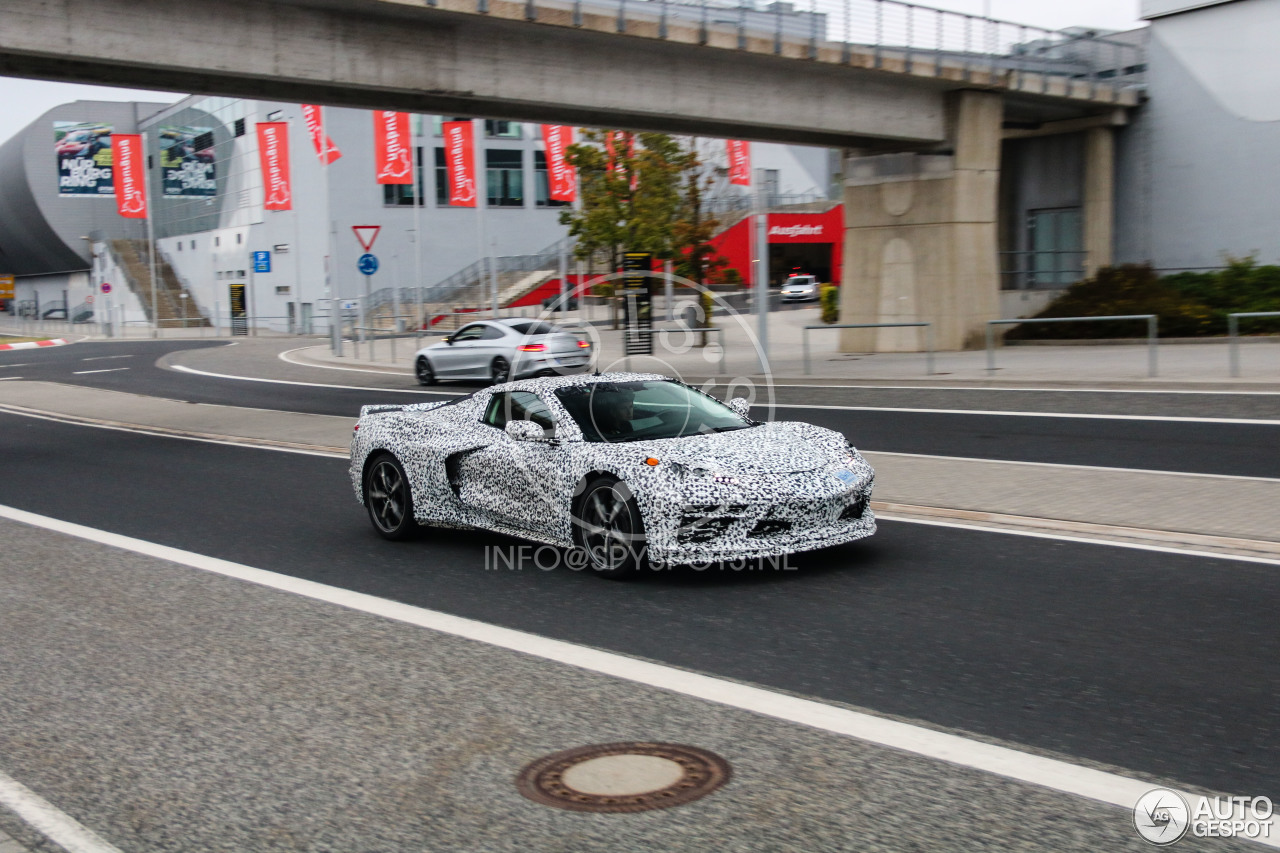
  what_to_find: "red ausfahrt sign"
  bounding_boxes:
[352,226,381,252]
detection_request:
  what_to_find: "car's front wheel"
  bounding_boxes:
[364,454,418,540]
[573,477,646,579]
[415,356,437,386]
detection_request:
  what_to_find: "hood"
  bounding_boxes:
[661,423,840,475]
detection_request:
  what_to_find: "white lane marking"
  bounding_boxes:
[0,503,1274,844]
[0,363,32,369]
[764,402,1280,426]
[0,769,124,853]
[0,376,23,381]
[878,514,1280,567]
[71,368,131,375]
[865,449,1280,484]
[278,346,416,376]
[739,382,1280,396]
[0,406,344,460]
[170,363,465,396]
[80,355,134,362]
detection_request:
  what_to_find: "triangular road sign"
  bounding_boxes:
[352,225,382,252]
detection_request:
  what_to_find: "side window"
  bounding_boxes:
[481,325,506,340]
[483,391,556,436]
[510,391,556,436]
[453,324,485,342]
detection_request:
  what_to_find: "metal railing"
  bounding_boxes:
[999,249,1088,291]
[987,314,1158,377]
[605,325,727,375]
[803,322,934,375]
[497,0,1145,97]
[1228,311,1280,377]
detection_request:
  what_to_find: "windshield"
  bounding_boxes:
[555,380,751,443]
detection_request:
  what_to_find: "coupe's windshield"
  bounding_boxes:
[555,380,751,443]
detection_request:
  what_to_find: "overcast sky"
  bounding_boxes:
[0,0,1143,147]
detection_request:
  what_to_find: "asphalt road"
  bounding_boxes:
[3,340,1279,478]
[1,411,1275,800]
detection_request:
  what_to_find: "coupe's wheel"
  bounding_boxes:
[364,454,418,540]
[573,477,646,579]
[415,356,437,386]
[491,356,511,385]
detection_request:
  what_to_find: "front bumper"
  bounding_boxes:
[641,473,876,565]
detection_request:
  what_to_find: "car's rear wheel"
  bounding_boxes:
[364,454,418,540]
[491,356,511,385]
[415,356,437,386]
[573,477,646,579]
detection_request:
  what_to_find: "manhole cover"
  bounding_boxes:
[516,742,731,813]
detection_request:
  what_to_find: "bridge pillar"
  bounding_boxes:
[838,90,1003,352]
[1083,126,1115,278]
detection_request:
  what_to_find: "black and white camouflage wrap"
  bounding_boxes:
[350,372,875,565]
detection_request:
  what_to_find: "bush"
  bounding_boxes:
[1004,264,1216,339]
[820,284,840,324]
[718,267,743,286]
[1164,256,1280,335]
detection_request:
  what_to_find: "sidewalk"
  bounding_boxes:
[2,380,1277,559]
[283,307,1280,389]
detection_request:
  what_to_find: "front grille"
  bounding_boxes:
[749,519,792,537]
[678,516,737,543]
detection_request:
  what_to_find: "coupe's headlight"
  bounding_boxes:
[670,462,738,485]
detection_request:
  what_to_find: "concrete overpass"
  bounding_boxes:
[0,0,1143,348]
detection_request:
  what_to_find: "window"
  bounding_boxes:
[1027,208,1084,287]
[506,320,558,335]
[235,233,242,244]
[215,236,220,247]
[451,324,487,342]
[554,380,749,443]
[234,118,245,138]
[432,116,471,137]
[534,151,571,208]
[435,148,448,205]
[486,149,524,208]
[485,120,522,139]
[190,240,195,250]
[383,147,426,206]
[484,391,556,435]
[177,242,182,252]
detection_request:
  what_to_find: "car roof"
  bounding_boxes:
[497,371,672,393]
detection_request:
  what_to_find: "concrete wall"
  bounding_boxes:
[1117,0,1280,270]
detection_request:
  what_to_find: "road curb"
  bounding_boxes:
[874,501,1280,560]
[0,338,68,351]
[0,402,346,456]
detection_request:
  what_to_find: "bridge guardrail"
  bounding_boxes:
[1228,311,1280,378]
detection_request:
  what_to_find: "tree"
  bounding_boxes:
[560,130,694,274]
[672,139,731,285]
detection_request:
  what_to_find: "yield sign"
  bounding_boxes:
[352,225,382,252]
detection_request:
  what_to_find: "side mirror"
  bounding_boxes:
[727,397,752,418]
[443,336,454,345]
[505,420,546,442]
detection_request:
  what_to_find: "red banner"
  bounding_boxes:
[442,120,477,207]
[257,122,292,211]
[541,125,576,202]
[301,105,341,165]
[111,134,148,219]
[373,111,413,185]
[727,140,751,186]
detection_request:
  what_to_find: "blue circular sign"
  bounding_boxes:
[357,253,379,276]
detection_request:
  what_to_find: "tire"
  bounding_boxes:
[491,356,511,385]
[572,477,647,579]
[364,454,418,540]
[415,356,437,386]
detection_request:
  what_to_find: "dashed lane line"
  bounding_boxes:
[0,769,124,853]
[0,502,1275,848]
[70,369,130,375]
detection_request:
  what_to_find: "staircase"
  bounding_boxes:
[109,239,210,329]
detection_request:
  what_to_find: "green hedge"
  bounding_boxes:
[1005,259,1280,339]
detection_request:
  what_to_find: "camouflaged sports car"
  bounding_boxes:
[350,373,875,577]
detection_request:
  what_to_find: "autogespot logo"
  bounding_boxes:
[1134,789,1190,846]
[1134,789,1275,845]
